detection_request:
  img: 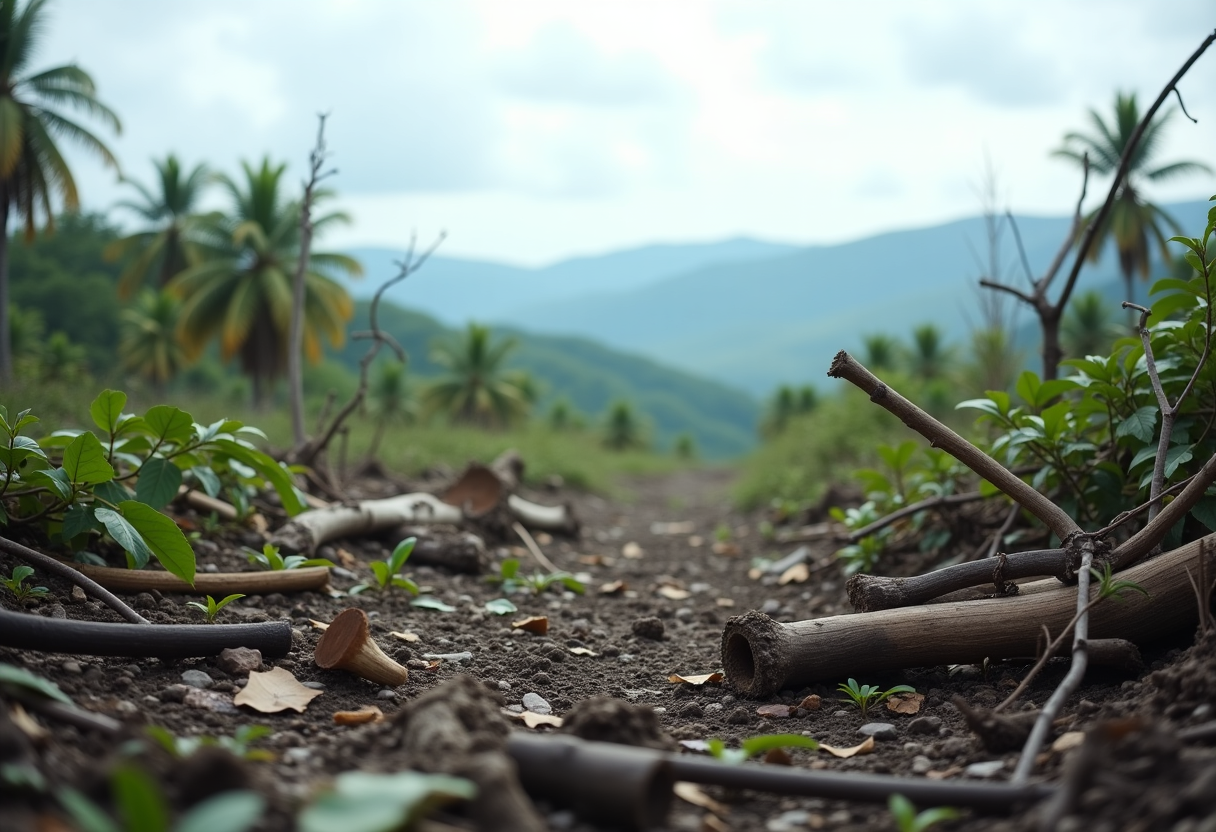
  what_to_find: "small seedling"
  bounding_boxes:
[146,724,274,762]
[707,734,819,765]
[888,793,960,832]
[837,678,916,718]
[186,593,245,623]
[350,537,419,595]
[2,566,49,602]
[713,523,733,543]
[244,542,334,571]
[485,558,585,595]
[1090,561,1149,602]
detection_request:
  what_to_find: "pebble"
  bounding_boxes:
[631,617,665,640]
[161,684,189,703]
[938,737,971,757]
[422,652,474,663]
[523,692,552,715]
[908,716,942,735]
[180,670,214,689]
[965,760,1006,779]
[652,707,666,715]
[903,742,922,754]
[679,703,705,719]
[302,682,326,691]
[767,810,809,832]
[760,599,782,615]
[721,695,736,707]
[705,703,724,713]
[726,707,753,725]
[858,723,898,741]
[506,704,524,713]
[618,654,636,663]
[115,700,138,715]
[498,681,512,691]
[377,690,398,701]
[911,755,933,774]
[1194,703,1212,720]
[674,607,694,622]
[202,563,218,573]
[142,695,160,706]
[70,586,87,604]
[217,647,262,676]
[283,747,312,765]
[47,604,67,619]
[61,660,81,674]
[833,709,851,718]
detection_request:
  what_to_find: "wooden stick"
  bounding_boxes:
[512,522,561,575]
[68,563,330,594]
[721,533,1216,697]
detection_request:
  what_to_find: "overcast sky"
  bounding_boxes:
[48,0,1216,266]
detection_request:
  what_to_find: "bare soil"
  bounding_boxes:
[2,466,1215,831]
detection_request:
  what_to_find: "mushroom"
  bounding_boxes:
[313,608,408,686]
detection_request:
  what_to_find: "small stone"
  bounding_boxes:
[202,563,219,573]
[652,707,666,715]
[134,592,157,609]
[507,704,524,713]
[631,617,665,640]
[721,695,736,707]
[161,684,189,703]
[767,809,810,832]
[705,703,724,713]
[760,599,782,615]
[422,652,474,663]
[115,700,138,715]
[858,722,898,741]
[180,669,214,689]
[903,742,922,754]
[283,747,311,765]
[1193,703,1212,720]
[142,695,160,706]
[911,755,933,774]
[679,703,705,719]
[377,689,398,701]
[908,716,943,735]
[532,672,552,686]
[47,604,67,619]
[217,647,262,676]
[833,709,851,718]
[498,680,512,691]
[726,707,752,725]
[302,682,326,691]
[61,660,82,674]
[938,737,971,757]
[523,692,552,715]
[406,659,431,670]
[965,760,1006,779]
[617,654,636,663]
[674,607,695,622]
[70,586,87,604]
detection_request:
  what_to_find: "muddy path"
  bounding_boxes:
[2,466,1215,831]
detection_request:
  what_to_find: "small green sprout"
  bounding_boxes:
[706,734,819,765]
[1090,561,1149,601]
[837,678,916,718]
[146,724,274,762]
[888,793,960,832]
[485,558,585,596]
[350,537,419,595]
[244,542,334,571]
[186,593,245,623]
[2,566,49,602]
[713,523,733,543]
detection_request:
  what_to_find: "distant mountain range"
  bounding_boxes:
[343,198,1212,398]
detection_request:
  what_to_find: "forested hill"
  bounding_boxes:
[337,300,761,459]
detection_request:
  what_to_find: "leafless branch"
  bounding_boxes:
[847,491,987,543]
[1173,86,1198,123]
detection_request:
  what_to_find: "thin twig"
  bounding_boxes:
[1173,86,1198,123]
[0,536,148,625]
[848,491,987,542]
[985,502,1021,559]
[512,521,561,575]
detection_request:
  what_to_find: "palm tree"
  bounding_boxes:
[0,0,121,381]
[365,361,416,458]
[169,158,361,407]
[1054,92,1212,311]
[119,288,185,391]
[862,333,899,370]
[422,323,531,428]
[602,400,646,451]
[105,155,211,298]
[907,323,952,380]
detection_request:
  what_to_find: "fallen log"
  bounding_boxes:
[269,493,463,555]
[721,533,1216,697]
[66,562,331,595]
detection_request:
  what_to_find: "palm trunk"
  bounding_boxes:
[0,193,10,383]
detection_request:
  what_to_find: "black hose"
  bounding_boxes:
[0,607,293,659]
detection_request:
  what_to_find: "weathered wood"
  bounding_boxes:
[722,533,1216,697]
[69,562,330,595]
[270,493,463,555]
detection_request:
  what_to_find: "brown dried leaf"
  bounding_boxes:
[568,647,599,657]
[622,542,645,559]
[423,660,442,673]
[247,513,269,535]
[658,586,692,600]
[668,672,724,686]
[747,568,764,580]
[925,766,962,780]
[335,547,359,568]
[10,703,48,741]
[674,782,729,816]
[502,709,564,729]
[233,667,322,714]
[799,694,822,711]
[389,631,420,643]
[333,705,384,726]
[820,736,875,758]
[778,562,810,585]
[886,692,925,715]
[511,616,550,635]
[763,747,793,765]
[579,554,610,566]
[599,580,627,595]
[711,542,740,557]
[756,704,794,719]
[309,619,329,631]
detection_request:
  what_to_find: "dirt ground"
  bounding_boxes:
[2,465,1215,831]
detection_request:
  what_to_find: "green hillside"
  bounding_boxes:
[337,300,760,459]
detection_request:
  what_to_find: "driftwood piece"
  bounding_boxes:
[67,563,330,595]
[721,534,1216,697]
[393,674,545,832]
[381,526,487,574]
[270,493,463,555]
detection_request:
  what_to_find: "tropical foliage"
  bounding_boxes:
[0,0,121,381]
[422,323,533,428]
[119,288,185,390]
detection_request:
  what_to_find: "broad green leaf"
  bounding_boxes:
[411,597,456,612]
[95,508,155,570]
[89,390,127,434]
[39,429,83,448]
[176,792,264,832]
[389,537,416,572]
[111,764,169,832]
[190,465,222,498]
[1036,378,1080,404]
[1164,444,1194,478]
[956,398,1003,417]
[26,468,73,502]
[1116,406,1158,444]
[0,435,47,472]
[93,480,135,507]
[1015,370,1040,408]
[118,501,195,586]
[211,439,305,516]
[1190,497,1216,533]
[740,734,820,756]
[370,561,390,585]
[0,662,73,704]
[134,457,182,510]
[62,432,115,485]
[298,771,476,832]
[56,788,122,832]
[143,405,194,445]
[484,598,517,615]
[1149,276,1202,296]
[62,503,100,540]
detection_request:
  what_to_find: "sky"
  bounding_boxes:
[48,0,1216,267]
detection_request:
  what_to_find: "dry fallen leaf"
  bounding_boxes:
[715,597,736,608]
[668,672,724,686]
[9,702,48,741]
[389,631,420,643]
[763,747,793,765]
[799,694,822,711]
[599,580,627,595]
[309,619,330,631]
[423,661,442,673]
[503,709,563,729]
[568,647,599,657]
[234,667,323,714]
[1052,731,1085,753]
[335,547,359,569]
[247,513,269,535]
[674,782,729,816]
[778,562,810,585]
[756,704,794,719]
[658,585,692,600]
[886,692,925,715]
[622,542,645,559]
[747,568,764,580]
[711,542,740,557]
[926,766,963,780]
[333,705,384,726]
[511,616,550,635]
[820,736,875,759]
